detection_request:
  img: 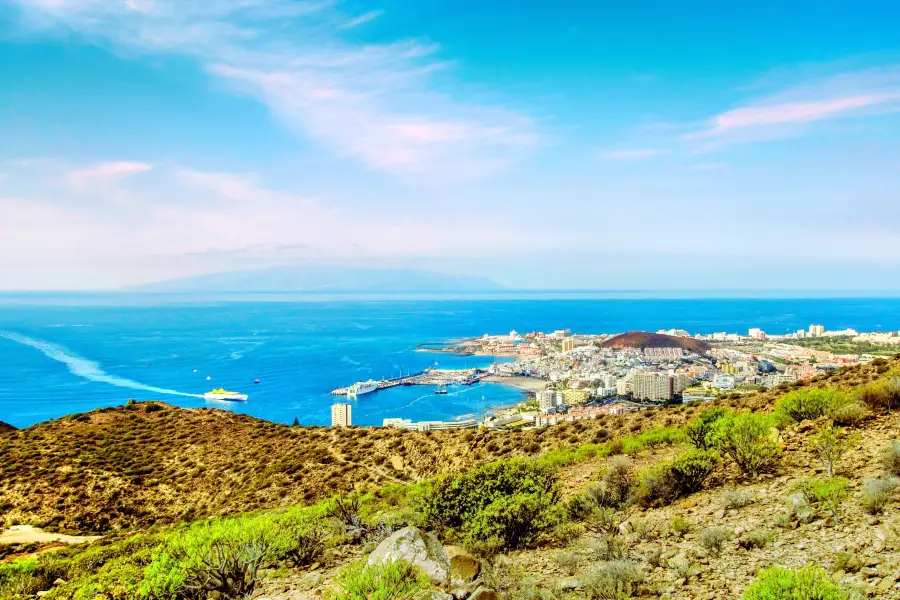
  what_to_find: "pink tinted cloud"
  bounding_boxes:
[68,161,152,188]
[709,93,900,134]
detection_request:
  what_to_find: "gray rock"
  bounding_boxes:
[558,578,581,590]
[297,572,322,590]
[445,545,481,585]
[788,493,808,508]
[368,526,450,585]
[429,593,454,600]
[468,588,499,600]
[795,506,815,524]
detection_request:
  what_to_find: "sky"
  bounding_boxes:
[1,0,900,291]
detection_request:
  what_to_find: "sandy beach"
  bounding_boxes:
[481,375,547,392]
[0,525,100,545]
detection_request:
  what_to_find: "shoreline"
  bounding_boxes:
[481,375,547,392]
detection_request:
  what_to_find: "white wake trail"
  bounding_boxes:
[0,331,203,398]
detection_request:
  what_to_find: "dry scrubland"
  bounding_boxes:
[0,356,899,600]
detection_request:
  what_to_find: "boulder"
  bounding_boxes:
[445,545,481,585]
[468,588,499,600]
[368,526,450,585]
[795,506,815,524]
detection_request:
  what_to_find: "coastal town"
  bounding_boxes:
[331,324,900,430]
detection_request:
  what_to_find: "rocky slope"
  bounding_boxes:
[0,359,893,534]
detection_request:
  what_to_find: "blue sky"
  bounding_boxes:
[1,0,900,291]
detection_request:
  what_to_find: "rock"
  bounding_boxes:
[876,575,897,593]
[297,572,322,590]
[469,587,499,600]
[451,587,474,599]
[430,593,454,600]
[52,579,66,586]
[558,578,580,590]
[445,545,481,585]
[788,493,808,508]
[368,526,450,585]
[714,509,726,520]
[796,507,815,524]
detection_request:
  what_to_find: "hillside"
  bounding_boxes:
[0,422,15,434]
[602,331,711,353]
[2,357,899,600]
[0,359,891,536]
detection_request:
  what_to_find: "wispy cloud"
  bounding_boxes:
[338,9,383,29]
[600,148,668,160]
[11,0,539,183]
[688,66,900,145]
[67,161,152,189]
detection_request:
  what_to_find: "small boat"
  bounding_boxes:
[435,385,448,395]
[254,379,260,384]
[204,388,248,402]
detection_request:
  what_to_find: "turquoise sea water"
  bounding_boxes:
[1,295,899,428]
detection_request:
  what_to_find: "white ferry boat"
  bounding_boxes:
[347,380,378,396]
[203,388,249,402]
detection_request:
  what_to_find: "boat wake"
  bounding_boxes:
[0,331,203,399]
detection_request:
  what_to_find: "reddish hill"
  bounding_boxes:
[602,331,710,353]
[0,421,16,434]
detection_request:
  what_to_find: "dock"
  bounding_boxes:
[330,368,484,396]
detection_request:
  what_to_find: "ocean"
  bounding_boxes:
[1,295,899,428]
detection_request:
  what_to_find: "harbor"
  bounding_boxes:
[329,367,484,396]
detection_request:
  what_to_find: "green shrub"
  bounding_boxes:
[882,441,900,476]
[777,389,848,422]
[698,528,730,556]
[685,408,727,449]
[142,507,326,599]
[808,426,856,478]
[636,448,720,507]
[418,459,560,552]
[855,377,900,412]
[585,534,629,561]
[580,560,644,600]
[828,401,869,427]
[669,516,693,537]
[274,513,331,568]
[567,458,635,518]
[738,528,774,550]
[861,477,897,515]
[710,412,781,478]
[327,560,431,600]
[743,565,851,600]
[480,557,554,600]
[813,478,848,525]
[0,555,71,599]
[723,489,755,509]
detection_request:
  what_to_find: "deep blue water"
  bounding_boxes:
[1,296,899,428]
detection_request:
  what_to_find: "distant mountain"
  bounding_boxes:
[602,331,710,353]
[128,265,503,293]
[0,421,16,434]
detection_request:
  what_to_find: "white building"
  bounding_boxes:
[331,403,352,427]
[809,324,825,337]
[536,390,562,411]
[712,374,736,390]
[632,372,674,401]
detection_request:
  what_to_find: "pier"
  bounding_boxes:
[330,368,484,396]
